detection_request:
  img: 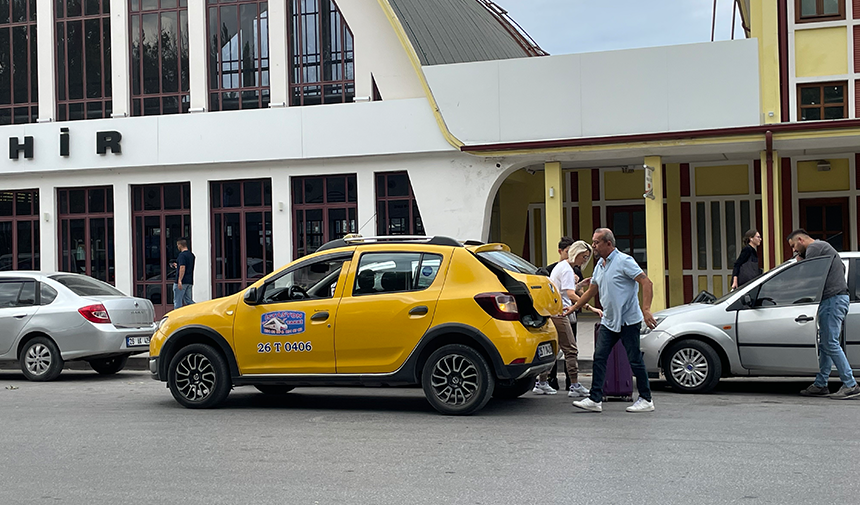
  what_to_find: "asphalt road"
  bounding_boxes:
[1,370,858,505]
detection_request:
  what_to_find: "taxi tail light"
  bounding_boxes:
[474,292,519,321]
[79,304,111,324]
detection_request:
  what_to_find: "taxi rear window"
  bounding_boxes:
[476,251,540,275]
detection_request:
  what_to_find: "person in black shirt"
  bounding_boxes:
[172,239,195,309]
[731,229,761,290]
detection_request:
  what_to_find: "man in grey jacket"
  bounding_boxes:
[788,229,859,399]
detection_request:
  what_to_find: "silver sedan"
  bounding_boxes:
[0,272,156,381]
[641,252,860,393]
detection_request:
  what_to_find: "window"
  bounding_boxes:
[56,0,112,120]
[0,281,32,307]
[58,187,115,284]
[290,0,354,105]
[207,0,269,111]
[755,257,830,307]
[50,274,124,296]
[41,283,57,304]
[0,0,38,125]
[476,250,539,275]
[129,0,190,116]
[261,253,349,302]
[353,252,442,295]
[0,190,39,271]
[376,172,424,236]
[292,175,356,258]
[798,82,846,121]
[796,0,844,22]
[211,179,273,297]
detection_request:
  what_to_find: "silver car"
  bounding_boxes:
[0,272,156,381]
[641,252,860,393]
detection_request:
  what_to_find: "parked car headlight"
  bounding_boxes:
[640,317,665,335]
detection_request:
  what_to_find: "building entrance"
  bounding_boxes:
[607,205,647,267]
[132,183,191,318]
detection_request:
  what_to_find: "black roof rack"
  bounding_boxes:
[315,235,463,253]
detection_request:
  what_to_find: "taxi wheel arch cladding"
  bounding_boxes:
[421,344,495,415]
[662,339,722,394]
[19,335,64,382]
[88,355,130,375]
[167,343,232,409]
[159,328,240,380]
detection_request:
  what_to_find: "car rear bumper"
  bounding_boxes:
[59,324,157,361]
[500,340,557,380]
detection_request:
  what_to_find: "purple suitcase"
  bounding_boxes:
[594,323,633,401]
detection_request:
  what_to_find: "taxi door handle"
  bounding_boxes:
[409,306,429,316]
[311,311,329,321]
[795,315,814,323]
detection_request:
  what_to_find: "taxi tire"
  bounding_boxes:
[254,385,295,395]
[492,374,537,400]
[662,339,722,394]
[88,355,129,375]
[19,336,64,382]
[421,344,495,416]
[167,344,232,409]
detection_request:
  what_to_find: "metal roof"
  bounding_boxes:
[388,0,546,66]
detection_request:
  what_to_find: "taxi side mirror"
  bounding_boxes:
[244,287,260,306]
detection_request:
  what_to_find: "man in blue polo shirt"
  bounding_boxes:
[565,228,658,413]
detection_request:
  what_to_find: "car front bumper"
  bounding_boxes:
[640,330,673,373]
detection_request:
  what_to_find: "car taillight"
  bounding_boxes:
[474,292,519,321]
[79,304,111,324]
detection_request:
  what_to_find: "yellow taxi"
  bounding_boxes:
[149,236,560,415]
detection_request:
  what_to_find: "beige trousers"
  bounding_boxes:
[550,314,579,383]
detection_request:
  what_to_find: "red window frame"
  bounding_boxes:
[375,171,424,236]
[0,0,38,125]
[55,0,113,121]
[292,174,357,258]
[0,190,40,271]
[795,0,845,23]
[57,187,115,284]
[798,81,847,121]
[129,0,190,116]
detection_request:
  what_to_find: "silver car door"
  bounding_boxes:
[735,257,830,373]
[845,258,860,368]
[0,280,38,356]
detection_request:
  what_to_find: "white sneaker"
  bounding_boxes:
[572,397,602,412]
[568,383,590,398]
[532,382,557,395]
[626,397,655,413]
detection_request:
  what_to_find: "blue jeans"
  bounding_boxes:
[589,323,651,403]
[173,283,194,309]
[814,295,856,388]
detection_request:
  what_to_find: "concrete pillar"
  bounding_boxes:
[187,0,209,112]
[644,156,666,312]
[357,169,376,236]
[36,0,56,123]
[267,0,290,107]
[543,162,563,268]
[109,0,131,117]
[189,178,211,302]
[665,163,684,307]
[271,171,293,267]
[577,169,594,276]
[38,182,57,271]
[113,183,133,295]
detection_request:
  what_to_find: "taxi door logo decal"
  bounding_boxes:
[261,310,305,336]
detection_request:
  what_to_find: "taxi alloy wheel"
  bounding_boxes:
[20,336,64,382]
[422,344,494,416]
[168,344,231,409]
[663,339,722,394]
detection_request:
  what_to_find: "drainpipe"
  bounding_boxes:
[765,131,775,269]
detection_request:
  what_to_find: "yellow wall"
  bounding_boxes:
[797,159,850,192]
[544,162,563,268]
[643,156,666,312]
[604,170,645,200]
[795,27,848,78]
[751,0,781,123]
[695,165,750,196]
[498,170,544,258]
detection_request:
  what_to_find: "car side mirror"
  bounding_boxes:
[244,287,260,306]
[742,293,752,308]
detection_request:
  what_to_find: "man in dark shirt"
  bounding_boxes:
[172,239,195,309]
[788,229,858,399]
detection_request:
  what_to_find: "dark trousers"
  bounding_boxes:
[589,323,651,403]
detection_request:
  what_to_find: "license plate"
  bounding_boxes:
[537,342,553,358]
[126,336,151,347]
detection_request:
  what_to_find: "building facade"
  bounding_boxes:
[1,0,859,316]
